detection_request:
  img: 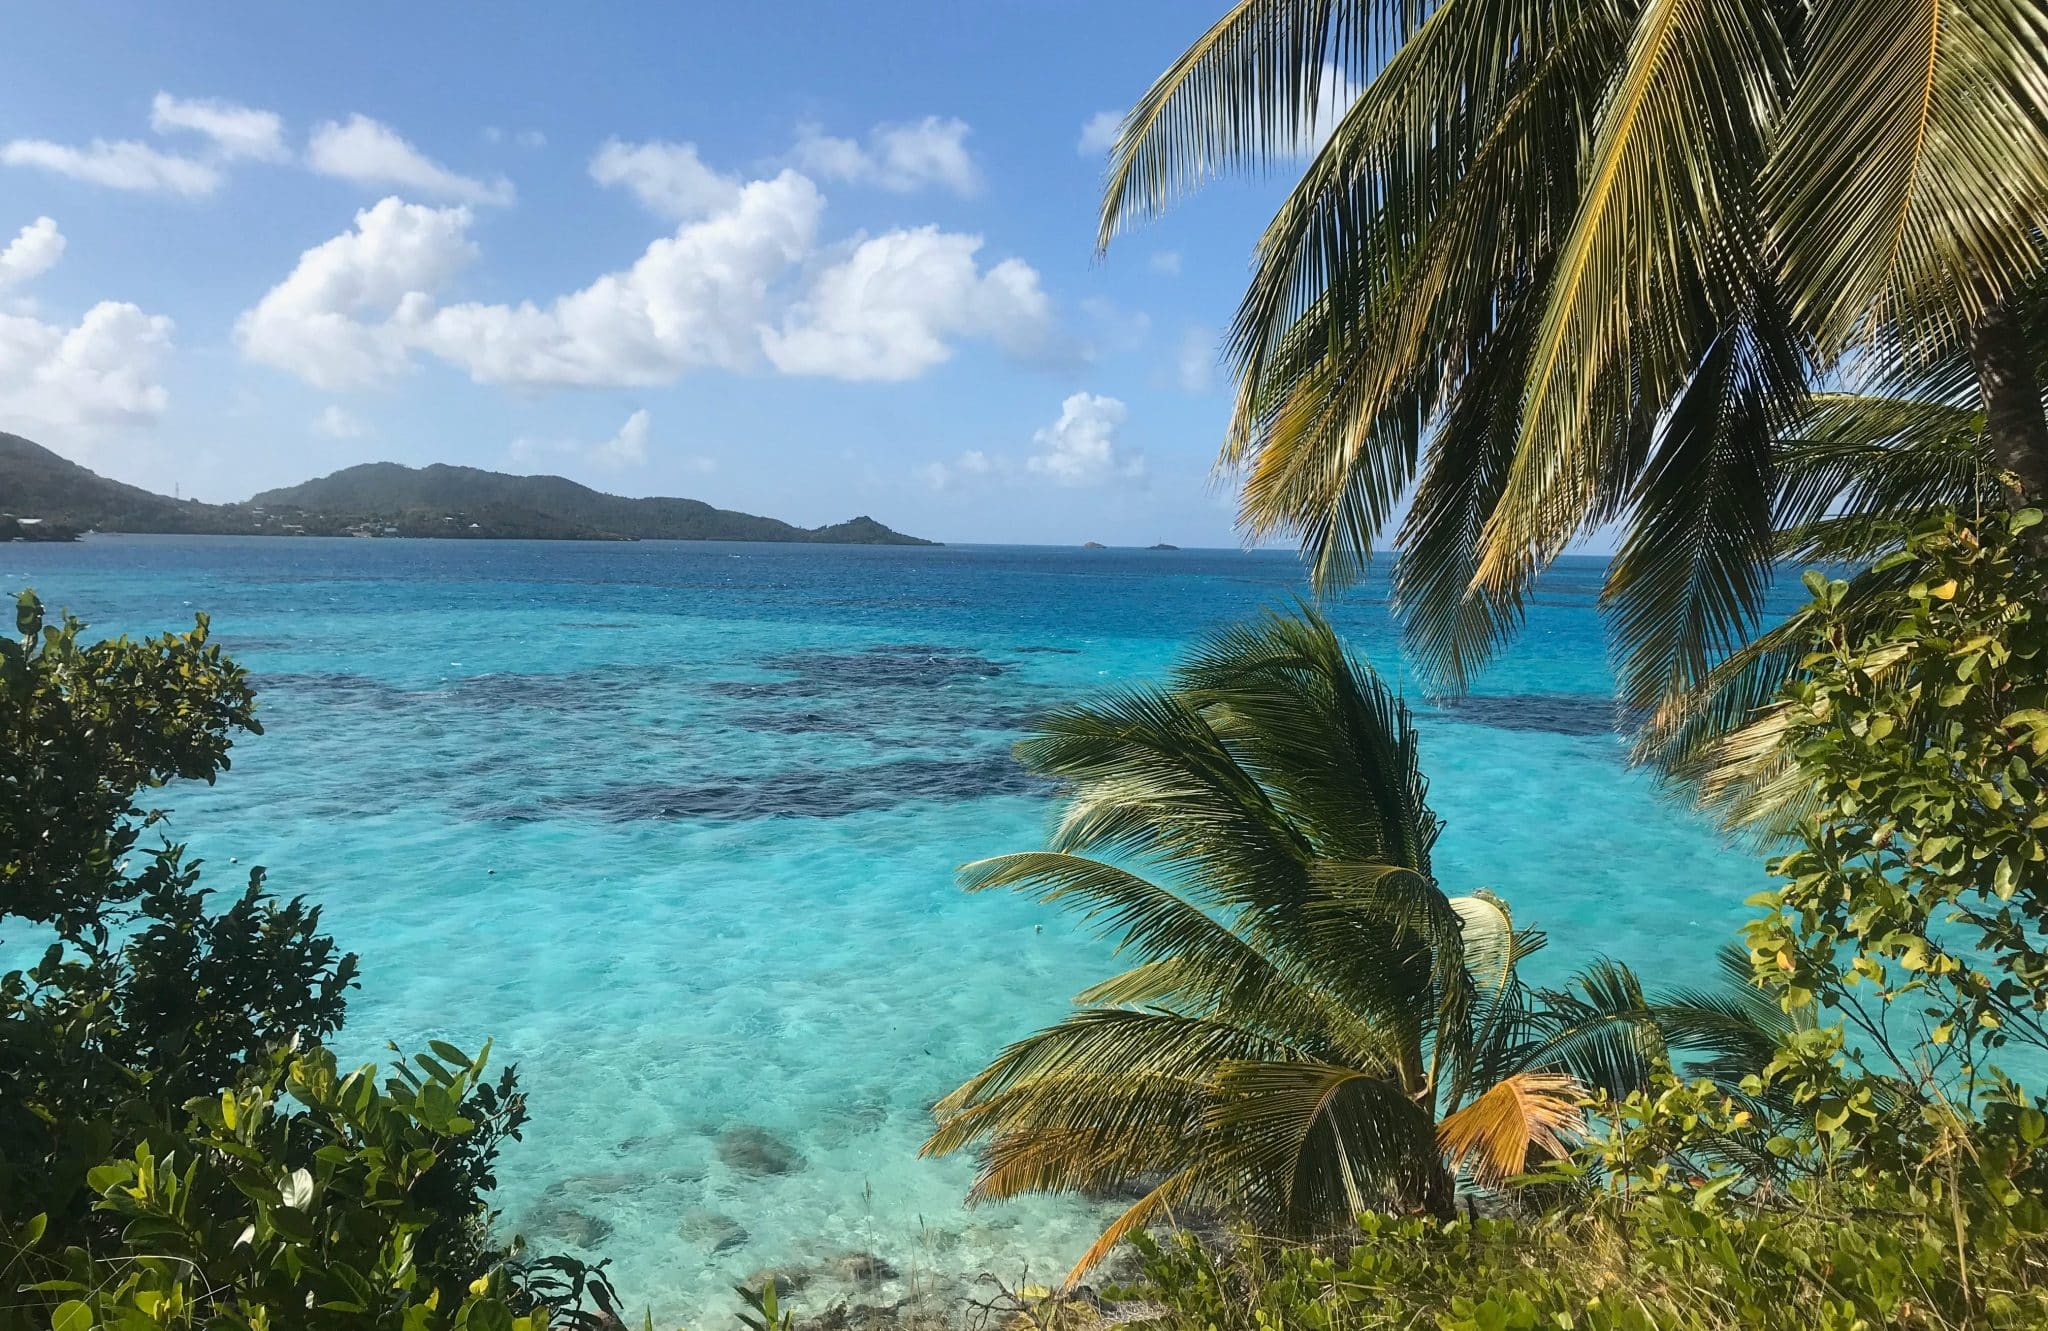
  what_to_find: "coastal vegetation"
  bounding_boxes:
[944,509,2048,1328]
[0,592,630,1328]
[923,610,1761,1280]
[1014,7,2048,1311]
[0,433,933,545]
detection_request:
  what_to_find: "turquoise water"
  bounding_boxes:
[6,536,1771,1320]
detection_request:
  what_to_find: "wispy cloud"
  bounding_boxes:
[307,115,514,206]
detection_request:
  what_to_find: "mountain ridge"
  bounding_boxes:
[0,434,937,546]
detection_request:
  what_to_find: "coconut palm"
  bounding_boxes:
[923,610,1610,1284]
[1094,0,2048,747]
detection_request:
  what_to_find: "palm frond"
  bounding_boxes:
[1436,1070,1585,1187]
[1602,306,1808,713]
[1768,0,2048,355]
[1637,557,1916,828]
[1098,0,1400,249]
[1476,0,1789,592]
[1064,1170,1201,1289]
[1223,3,1615,586]
[1526,960,1668,1097]
[1176,607,1440,870]
[960,852,1292,1012]
[1653,944,1808,1093]
[1392,280,1544,689]
[1205,1058,1440,1232]
[925,1007,1302,1137]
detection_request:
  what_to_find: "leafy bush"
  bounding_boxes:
[1748,508,2048,1092]
[0,591,629,1329]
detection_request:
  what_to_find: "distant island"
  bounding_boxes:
[0,433,936,546]
[1149,543,1179,550]
[1082,541,1107,549]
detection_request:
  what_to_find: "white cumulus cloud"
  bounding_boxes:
[589,139,740,220]
[0,215,173,437]
[150,93,288,162]
[241,142,1053,392]
[596,408,650,467]
[0,217,65,291]
[1028,392,1142,487]
[1077,110,1122,155]
[419,170,823,386]
[0,303,174,435]
[236,196,480,390]
[793,116,979,195]
[2,93,293,196]
[919,448,997,491]
[307,115,514,206]
[765,226,1052,381]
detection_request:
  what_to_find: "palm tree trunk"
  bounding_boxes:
[1968,299,2048,510]
[1418,1159,1457,1220]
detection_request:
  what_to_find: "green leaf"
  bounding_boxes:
[463,1298,516,1331]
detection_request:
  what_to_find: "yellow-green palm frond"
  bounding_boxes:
[1098,0,1406,249]
[1773,391,1994,563]
[1768,0,2048,357]
[1228,15,1611,594]
[1063,1170,1200,1289]
[1475,0,1790,594]
[1392,280,1544,690]
[960,852,1295,1013]
[1204,1058,1440,1233]
[927,1007,1303,1134]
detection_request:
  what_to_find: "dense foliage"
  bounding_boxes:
[924,610,1796,1287]
[0,591,626,1330]
[1111,512,2048,1329]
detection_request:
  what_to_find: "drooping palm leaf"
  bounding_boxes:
[1475,0,1789,592]
[1391,281,1545,689]
[1602,306,1809,712]
[1436,1069,1585,1187]
[1768,0,2048,356]
[1098,0,1405,249]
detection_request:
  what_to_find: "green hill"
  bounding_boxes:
[0,432,249,533]
[0,435,937,545]
[250,462,936,544]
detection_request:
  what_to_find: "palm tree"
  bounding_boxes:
[922,610,1602,1284]
[1094,0,2048,753]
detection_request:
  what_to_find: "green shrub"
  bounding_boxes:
[0,592,629,1329]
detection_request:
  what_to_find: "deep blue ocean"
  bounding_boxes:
[5,535,1771,1319]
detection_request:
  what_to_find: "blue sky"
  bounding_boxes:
[0,3,1324,546]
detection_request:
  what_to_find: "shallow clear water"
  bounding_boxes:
[5,536,1774,1321]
